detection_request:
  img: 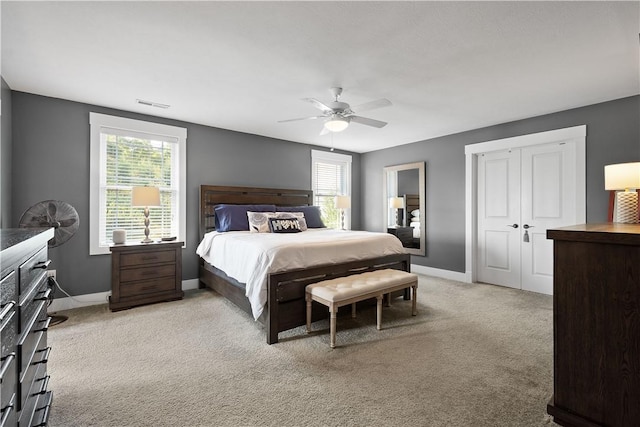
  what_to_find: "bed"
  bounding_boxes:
[198,185,411,344]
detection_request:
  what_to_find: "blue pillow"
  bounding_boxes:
[215,204,276,232]
[276,206,325,228]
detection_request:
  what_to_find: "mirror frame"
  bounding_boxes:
[383,161,426,256]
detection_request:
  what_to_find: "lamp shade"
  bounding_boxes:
[390,197,404,209]
[324,115,349,132]
[335,195,351,209]
[604,162,640,190]
[131,186,161,207]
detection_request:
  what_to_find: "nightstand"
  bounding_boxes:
[387,226,414,247]
[109,241,183,311]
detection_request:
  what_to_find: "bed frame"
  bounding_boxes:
[198,185,411,344]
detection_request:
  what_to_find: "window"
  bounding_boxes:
[311,150,352,229]
[89,113,186,255]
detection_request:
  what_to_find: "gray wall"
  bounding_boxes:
[0,78,11,227]
[10,91,361,297]
[362,95,640,272]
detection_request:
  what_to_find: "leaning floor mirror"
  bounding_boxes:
[383,161,426,256]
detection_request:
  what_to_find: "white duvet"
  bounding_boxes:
[196,229,406,320]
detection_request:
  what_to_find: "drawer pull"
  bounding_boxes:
[0,398,14,426]
[32,347,51,365]
[34,288,53,302]
[33,260,52,270]
[33,317,52,334]
[0,353,15,378]
[0,301,16,323]
[31,375,50,396]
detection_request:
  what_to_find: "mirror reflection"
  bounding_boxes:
[383,162,425,256]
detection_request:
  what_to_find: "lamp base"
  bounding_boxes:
[615,191,639,223]
[141,237,154,244]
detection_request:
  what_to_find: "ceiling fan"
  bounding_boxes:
[278,87,392,134]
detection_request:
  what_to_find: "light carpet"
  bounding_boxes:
[47,275,558,427]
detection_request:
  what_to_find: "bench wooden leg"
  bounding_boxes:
[412,284,417,316]
[330,305,337,348]
[351,302,357,318]
[385,293,391,307]
[376,295,383,330]
[306,293,312,333]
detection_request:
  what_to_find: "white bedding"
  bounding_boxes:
[196,229,406,320]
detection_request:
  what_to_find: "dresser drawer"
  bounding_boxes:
[18,301,49,383]
[0,342,17,419]
[119,277,177,298]
[0,271,16,309]
[19,350,48,414]
[120,249,175,267]
[0,304,17,359]
[18,247,48,297]
[121,264,175,283]
[18,276,50,335]
[0,393,16,427]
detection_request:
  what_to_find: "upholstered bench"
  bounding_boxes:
[305,269,418,348]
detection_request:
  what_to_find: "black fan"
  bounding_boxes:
[19,200,79,247]
[19,200,80,325]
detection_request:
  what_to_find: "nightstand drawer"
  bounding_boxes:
[120,250,175,267]
[120,277,177,298]
[120,264,175,283]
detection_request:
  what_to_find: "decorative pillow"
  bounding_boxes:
[411,209,420,217]
[276,206,325,228]
[215,204,276,232]
[268,217,302,233]
[248,212,307,233]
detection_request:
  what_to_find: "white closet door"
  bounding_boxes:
[477,142,577,294]
[477,150,521,288]
[520,142,577,294]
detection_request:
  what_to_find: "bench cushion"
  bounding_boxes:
[306,269,417,303]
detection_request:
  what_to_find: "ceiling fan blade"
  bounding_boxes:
[350,115,388,128]
[351,98,392,113]
[302,98,334,113]
[278,115,325,123]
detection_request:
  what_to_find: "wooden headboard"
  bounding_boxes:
[199,185,314,237]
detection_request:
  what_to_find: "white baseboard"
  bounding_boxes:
[48,279,202,312]
[410,264,469,283]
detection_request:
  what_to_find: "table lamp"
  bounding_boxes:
[335,195,351,230]
[132,186,161,243]
[605,162,640,223]
[390,197,404,226]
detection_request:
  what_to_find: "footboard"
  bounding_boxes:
[266,253,411,344]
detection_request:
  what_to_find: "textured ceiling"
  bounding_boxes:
[2,1,639,153]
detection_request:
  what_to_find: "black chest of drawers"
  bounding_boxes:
[1,228,54,427]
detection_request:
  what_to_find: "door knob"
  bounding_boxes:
[523,224,534,229]
[507,224,519,228]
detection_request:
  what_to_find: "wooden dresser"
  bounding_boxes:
[109,241,183,311]
[1,228,55,427]
[547,223,640,427]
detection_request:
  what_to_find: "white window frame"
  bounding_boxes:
[311,149,352,229]
[89,113,187,255]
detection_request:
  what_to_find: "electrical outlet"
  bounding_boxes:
[47,270,56,280]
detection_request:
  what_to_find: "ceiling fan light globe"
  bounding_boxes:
[324,117,349,132]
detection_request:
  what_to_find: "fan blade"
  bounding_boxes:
[350,116,388,128]
[278,115,325,123]
[351,98,392,113]
[302,98,334,113]
[48,202,57,219]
